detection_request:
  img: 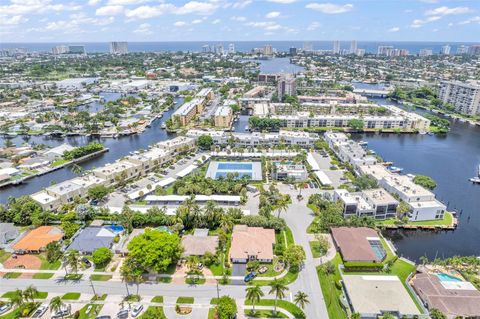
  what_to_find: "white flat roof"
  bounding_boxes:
[176,165,197,178]
[31,191,57,204]
[315,171,332,185]
[307,153,320,171]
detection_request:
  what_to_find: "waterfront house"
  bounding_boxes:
[67,226,117,255]
[331,227,386,263]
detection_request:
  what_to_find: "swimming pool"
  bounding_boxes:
[436,273,462,282]
[105,225,124,234]
[217,163,253,170]
[368,240,387,261]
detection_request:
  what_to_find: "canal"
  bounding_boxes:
[0,94,182,202]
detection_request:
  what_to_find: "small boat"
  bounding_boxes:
[477,164,480,177]
[469,177,480,184]
[161,123,166,129]
[419,131,427,135]
[358,140,368,146]
[381,161,393,167]
[388,166,403,173]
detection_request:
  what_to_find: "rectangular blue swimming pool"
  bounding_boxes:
[217,163,253,170]
[436,273,462,282]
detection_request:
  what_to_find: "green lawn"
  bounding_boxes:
[251,268,299,286]
[62,292,81,300]
[185,275,206,285]
[77,303,104,319]
[90,274,112,281]
[38,254,61,270]
[138,306,166,319]
[244,299,305,318]
[64,274,83,280]
[309,241,327,258]
[3,272,21,279]
[176,297,194,304]
[377,212,453,227]
[2,291,48,299]
[0,250,12,263]
[157,276,172,283]
[316,254,348,319]
[244,310,287,318]
[208,308,216,319]
[51,159,69,167]
[33,273,54,279]
[151,296,163,303]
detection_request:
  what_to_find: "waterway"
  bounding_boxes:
[0,94,182,202]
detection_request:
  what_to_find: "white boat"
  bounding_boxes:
[161,123,166,129]
[358,140,368,146]
[388,166,403,173]
[419,131,427,135]
[469,177,480,184]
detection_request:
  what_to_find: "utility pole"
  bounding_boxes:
[89,279,97,296]
[216,282,220,299]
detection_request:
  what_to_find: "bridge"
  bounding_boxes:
[353,88,393,97]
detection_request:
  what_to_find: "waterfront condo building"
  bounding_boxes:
[110,42,128,54]
[439,80,480,115]
[214,106,233,128]
[277,75,296,99]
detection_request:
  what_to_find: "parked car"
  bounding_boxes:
[131,304,144,317]
[82,257,92,268]
[244,272,257,282]
[0,304,11,315]
[95,316,111,319]
[117,309,129,319]
[31,304,48,318]
[52,306,70,318]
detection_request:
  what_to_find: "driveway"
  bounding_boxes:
[231,263,246,285]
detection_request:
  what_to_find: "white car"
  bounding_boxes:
[0,304,11,315]
[31,304,48,318]
[131,304,144,317]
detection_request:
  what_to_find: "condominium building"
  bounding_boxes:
[441,45,451,55]
[272,163,308,181]
[324,133,377,168]
[439,81,480,115]
[333,41,341,54]
[264,44,273,55]
[214,106,233,128]
[52,45,69,55]
[110,42,128,54]
[172,98,205,126]
[419,49,433,57]
[350,40,357,55]
[277,75,296,99]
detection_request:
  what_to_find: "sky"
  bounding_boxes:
[0,0,479,43]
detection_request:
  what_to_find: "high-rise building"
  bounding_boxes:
[264,44,273,55]
[350,40,357,54]
[202,44,210,53]
[457,45,468,54]
[303,42,313,52]
[439,81,480,115]
[467,45,480,56]
[355,49,365,57]
[377,46,394,56]
[110,42,128,54]
[441,45,451,55]
[52,45,69,55]
[419,49,433,57]
[68,45,86,54]
[289,47,297,56]
[277,75,297,99]
[215,44,224,55]
[333,41,340,54]
[228,43,235,54]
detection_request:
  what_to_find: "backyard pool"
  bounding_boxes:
[436,273,463,282]
[105,225,124,234]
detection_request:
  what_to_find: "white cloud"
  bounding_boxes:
[231,0,252,9]
[107,0,149,5]
[246,21,283,31]
[212,19,221,24]
[96,5,124,16]
[0,0,81,16]
[458,16,480,25]
[0,15,26,26]
[411,15,440,28]
[266,11,280,19]
[125,4,174,19]
[388,27,400,32]
[267,0,297,3]
[173,21,187,27]
[306,3,353,14]
[175,1,218,15]
[192,19,203,24]
[307,21,320,31]
[133,22,152,34]
[230,16,246,21]
[419,0,438,3]
[425,6,471,16]
[88,0,101,6]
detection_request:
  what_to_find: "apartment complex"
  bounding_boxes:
[272,163,308,181]
[277,75,296,99]
[31,136,195,210]
[110,42,128,54]
[214,106,233,128]
[438,80,480,115]
[172,88,214,126]
[327,132,446,221]
[186,129,318,148]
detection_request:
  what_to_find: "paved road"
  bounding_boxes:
[278,184,330,319]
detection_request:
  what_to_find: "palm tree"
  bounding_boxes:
[268,279,289,315]
[64,250,81,275]
[350,313,361,319]
[293,291,309,310]
[219,214,233,233]
[70,164,83,175]
[9,289,25,309]
[276,196,290,218]
[23,285,38,303]
[49,296,65,318]
[245,285,264,315]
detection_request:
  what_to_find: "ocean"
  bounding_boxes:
[0,41,476,55]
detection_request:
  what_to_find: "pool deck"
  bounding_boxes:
[205,161,262,180]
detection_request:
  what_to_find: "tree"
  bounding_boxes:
[348,119,364,130]
[9,289,25,310]
[284,245,306,270]
[353,174,378,191]
[276,195,290,218]
[46,241,63,263]
[87,185,110,201]
[49,296,66,318]
[413,175,437,190]
[350,313,361,319]
[293,291,309,310]
[7,196,44,226]
[269,279,289,315]
[245,285,264,315]
[430,308,447,319]
[120,257,144,296]
[61,221,80,239]
[71,164,83,175]
[126,229,182,273]
[64,250,81,274]
[92,248,113,268]
[396,201,411,219]
[23,285,38,303]
[197,135,214,150]
[215,295,237,319]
